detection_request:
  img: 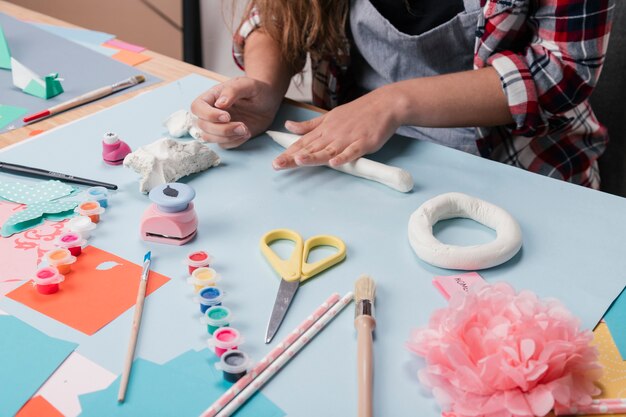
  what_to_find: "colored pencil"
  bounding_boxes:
[0,161,117,190]
[117,251,151,402]
[213,291,353,417]
[201,292,342,417]
[23,74,145,124]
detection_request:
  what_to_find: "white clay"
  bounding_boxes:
[266,130,413,193]
[163,109,193,138]
[407,192,522,270]
[123,138,220,193]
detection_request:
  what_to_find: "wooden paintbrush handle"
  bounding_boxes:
[355,316,375,417]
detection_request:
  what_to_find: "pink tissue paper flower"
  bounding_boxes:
[407,282,602,417]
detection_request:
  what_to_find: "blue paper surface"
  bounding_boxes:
[79,349,284,417]
[1,74,625,416]
[30,22,115,45]
[604,286,626,360]
[0,315,77,417]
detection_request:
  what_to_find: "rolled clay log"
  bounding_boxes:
[266,130,414,193]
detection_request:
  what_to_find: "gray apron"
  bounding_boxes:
[349,0,482,154]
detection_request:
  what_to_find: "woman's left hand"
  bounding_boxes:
[272,87,402,169]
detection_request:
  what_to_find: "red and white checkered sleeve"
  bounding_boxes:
[232,8,261,71]
[482,0,614,137]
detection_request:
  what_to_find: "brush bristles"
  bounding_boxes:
[354,275,376,303]
[131,75,146,84]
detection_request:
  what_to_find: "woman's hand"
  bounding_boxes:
[191,77,283,149]
[272,87,402,169]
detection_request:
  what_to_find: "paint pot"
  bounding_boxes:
[54,232,86,256]
[86,186,109,208]
[201,305,232,335]
[215,350,251,382]
[195,286,224,314]
[75,201,105,223]
[187,267,220,293]
[44,248,77,275]
[207,327,243,357]
[66,215,96,239]
[185,250,211,275]
[33,266,64,295]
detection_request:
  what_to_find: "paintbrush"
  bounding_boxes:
[23,74,146,124]
[354,275,376,417]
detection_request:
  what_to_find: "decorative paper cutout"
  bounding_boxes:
[593,322,626,404]
[15,396,63,417]
[95,261,122,271]
[604,287,626,360]
[1,200,77,237]
[0,24,10,70]
[0,315,77,417]
[103,39,146,53]
[78,349,284,417]
[111,50,151,67]
[10,57,64,99]
[0,104,28,130]
[0,180,75,204]
[36,352,117,417]
[6,245,170,335]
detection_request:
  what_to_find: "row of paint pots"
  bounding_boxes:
[183,253,252,382]
[32,189,110,295]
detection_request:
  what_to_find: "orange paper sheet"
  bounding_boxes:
[111,50,151,66]
[592,322,626,413]
[15,396,63,417]
[7,245,169,335]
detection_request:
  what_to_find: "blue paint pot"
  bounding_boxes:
[86,186,109,208]
[196,286,224,313]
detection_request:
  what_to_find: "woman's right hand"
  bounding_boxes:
[191,76,283,149]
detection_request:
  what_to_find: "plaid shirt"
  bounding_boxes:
[234,0,615,188]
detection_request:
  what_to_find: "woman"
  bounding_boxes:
[191,0,614,188]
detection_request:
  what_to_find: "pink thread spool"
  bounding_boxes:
[207,327,243,357]
[33,266,64,295]
[102,132,131,165]
[44,248,76,274]
[55,232,85,256]
[185,250,211,275]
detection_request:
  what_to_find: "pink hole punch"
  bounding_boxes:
[140,183,198,245]
[102,132,132,165]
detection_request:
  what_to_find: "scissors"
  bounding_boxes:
[260,228,347,343]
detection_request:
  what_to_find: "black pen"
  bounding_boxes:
[0,161,118,190]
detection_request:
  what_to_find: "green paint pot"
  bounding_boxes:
[202,305,232,335]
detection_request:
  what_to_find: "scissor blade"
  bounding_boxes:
[265,279,300,344]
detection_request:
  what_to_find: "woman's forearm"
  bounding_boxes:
[243,30,293,104]
[384,67,514,128]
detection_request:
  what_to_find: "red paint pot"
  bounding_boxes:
[55,232,85,256]
[33,266,64,295]
[207,327,243,357]
[185,250,211,275]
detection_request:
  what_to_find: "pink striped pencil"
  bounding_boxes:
[555,399,626,415]
[214,291,353,417]
[200,292,342,417]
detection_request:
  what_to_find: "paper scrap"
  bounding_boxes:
[0,24,10,69]
[603,286,626,360]
[103,39,146,53]
[6,245,170,335]
[14,396,63,417]
[11,57,64,99]
[76,40,118,57]
[30,22,115,46]
[0,180,75,204]
[1,200,78,237]
[111,50,151,67]
[593,322,626,403]
[78,349,284,417]
[0,315,77,417]
[0,104,28,130]
[36,352,117,417]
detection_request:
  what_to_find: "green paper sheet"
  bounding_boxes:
[1,200,77,237]
[0,180,75,204]
[23,72,64,99]
[0,24,9,69]
[0,315,77,417]
[0,104,27,130]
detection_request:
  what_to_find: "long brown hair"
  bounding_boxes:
[242,0,349,72]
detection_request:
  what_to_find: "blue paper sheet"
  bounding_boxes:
[79,349,284,417]
[604,286,626,360]
[30,22,115,46]
[0,315,77,417]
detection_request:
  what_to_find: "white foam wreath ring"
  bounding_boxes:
[408,192,522,270]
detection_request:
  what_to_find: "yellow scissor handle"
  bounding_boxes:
[260,229,304,282]
[300,235,346,282]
